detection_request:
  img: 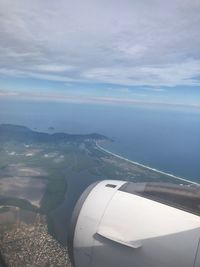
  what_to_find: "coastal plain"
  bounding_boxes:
[0,124,191,266]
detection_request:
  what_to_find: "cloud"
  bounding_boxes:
[0,0,200,88]
[1,89,200,110]
[83,59,200,87]
[0,90,19,96]
[32,64,75,73]
[143,87,167,92]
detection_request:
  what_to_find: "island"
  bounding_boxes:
[0,124,193,267]
[48,126,55,131]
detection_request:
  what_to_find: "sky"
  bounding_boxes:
[0,0,200,106]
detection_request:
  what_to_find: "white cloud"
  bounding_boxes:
[0,0,200,87]
[144,88,167,92]
[0,90,19,96]
[32,64,75,73]
[82,59,200,87]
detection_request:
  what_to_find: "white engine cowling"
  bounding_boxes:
[68,180,200,267]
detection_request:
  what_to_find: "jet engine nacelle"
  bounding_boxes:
[68,180,200,267]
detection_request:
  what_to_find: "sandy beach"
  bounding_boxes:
[96,142,199,186]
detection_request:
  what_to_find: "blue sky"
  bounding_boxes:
[0,0,200,107]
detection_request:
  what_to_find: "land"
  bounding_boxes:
[48,126,55,131]
[0,124,193,266]
[0,215,71,267]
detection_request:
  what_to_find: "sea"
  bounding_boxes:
[0,98,200,184]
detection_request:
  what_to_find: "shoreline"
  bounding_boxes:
[96,142,199,186]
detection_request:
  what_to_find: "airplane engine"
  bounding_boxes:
[68,180,200,267]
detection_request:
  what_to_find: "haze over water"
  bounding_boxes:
[0,99,199,183]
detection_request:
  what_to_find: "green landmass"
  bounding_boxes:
[0,124,107,213]
[0,124,194,266]
[0,124,192,235]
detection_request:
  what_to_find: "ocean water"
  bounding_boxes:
[0,99,200,183]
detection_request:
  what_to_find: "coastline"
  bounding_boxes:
[96,142,199,186]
